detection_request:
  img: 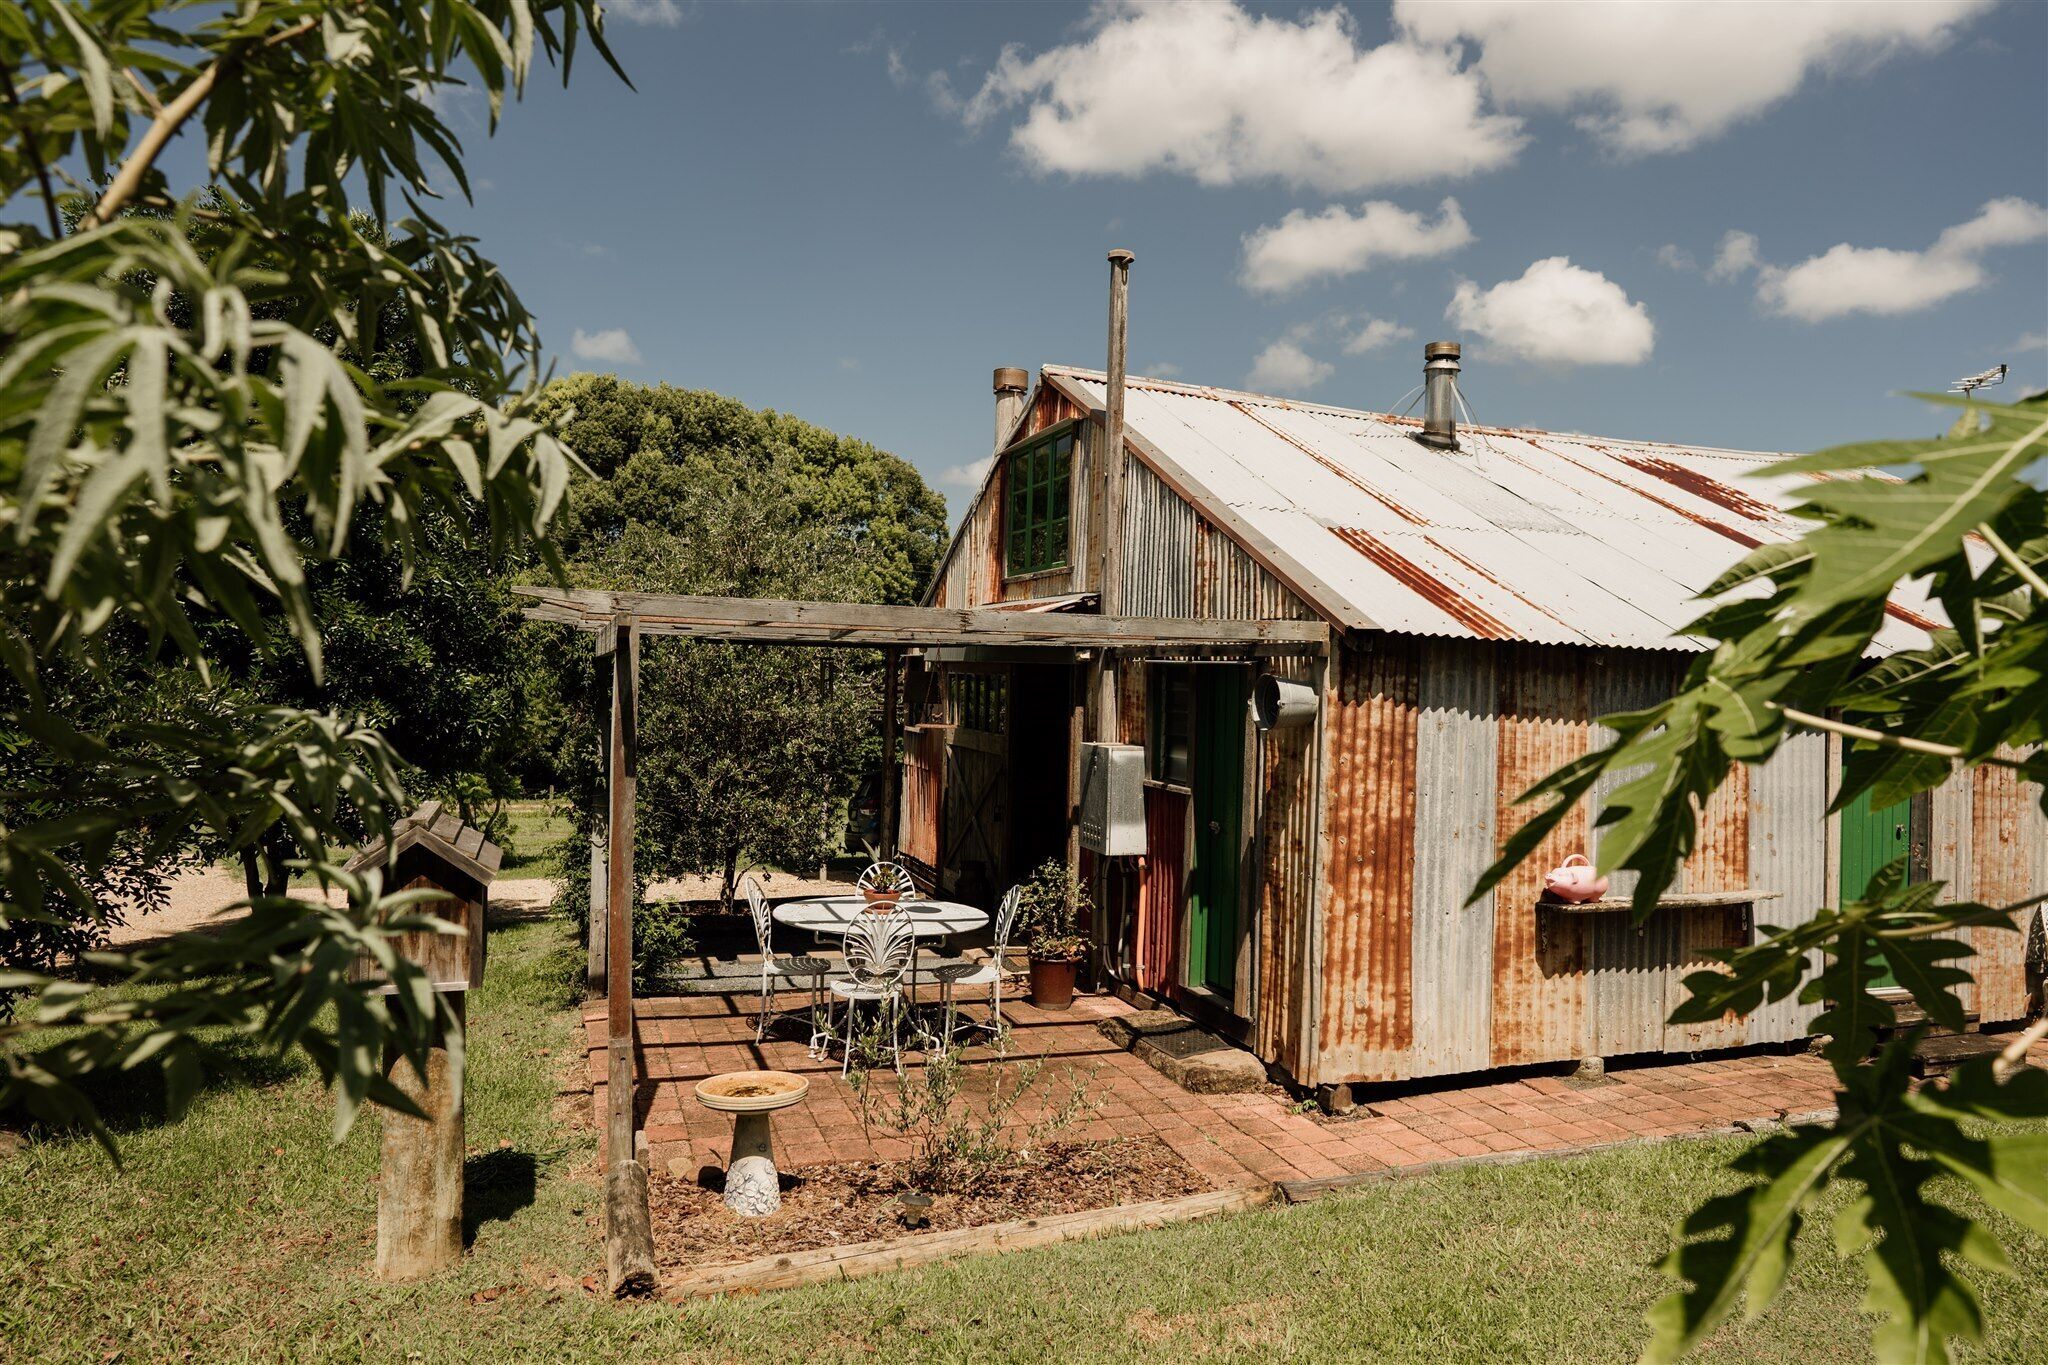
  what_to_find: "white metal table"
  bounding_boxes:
[772,895,991,1030]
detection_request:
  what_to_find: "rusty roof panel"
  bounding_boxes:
[1046,365,1938,653]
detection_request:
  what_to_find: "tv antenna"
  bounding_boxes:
[1949,363,2007,395]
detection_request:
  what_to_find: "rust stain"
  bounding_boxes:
[1608,450,1783,524]
[1970,755,2038,1022]
[1329,527,1514,640]
[1882,600,1942,632]
[1670,762,1753,1051]
[1229,400,1429,526]
[1491,646,1592,1068]
[1514,438,1764,551]
[1422,534,1582,636]
[1319,638,1420,1071]
[1136,787,1188,994]
[1256,657,1321,1077]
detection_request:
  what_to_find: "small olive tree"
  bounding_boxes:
[0,0,616,1148]
[1478,390,2048,1362]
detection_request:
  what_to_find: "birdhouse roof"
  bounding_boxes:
[345,800,504,886]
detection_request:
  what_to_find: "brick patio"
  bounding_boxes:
[579,984,1942,1191]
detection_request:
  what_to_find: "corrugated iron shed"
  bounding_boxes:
[1041,365,1939,653]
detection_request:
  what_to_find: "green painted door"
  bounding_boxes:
[1189,669,1248,996]
[1840,785,1914,988]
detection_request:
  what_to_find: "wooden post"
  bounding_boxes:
[881,645,901,857]
[376,994,464,1280]
[588,624,615,994]
[1089,250,1134,983]
[603,616,656,1297]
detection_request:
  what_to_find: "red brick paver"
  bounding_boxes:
[580,986,1915,1191]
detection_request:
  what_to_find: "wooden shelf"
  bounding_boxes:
[1538,889,1783,914]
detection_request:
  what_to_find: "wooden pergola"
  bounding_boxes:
[513,585,1327,1294]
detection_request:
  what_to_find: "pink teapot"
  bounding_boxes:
[1543,854,1609,903]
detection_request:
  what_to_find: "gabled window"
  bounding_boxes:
[1003,426,1073,577]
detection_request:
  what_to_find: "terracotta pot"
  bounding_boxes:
[1029,957,1079,1010]
[860,888,899,913]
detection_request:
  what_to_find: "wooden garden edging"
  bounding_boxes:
[663,1182,1275,1300]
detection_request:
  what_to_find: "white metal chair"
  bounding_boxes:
[830,908,918,1076]
[856,861,917,899]
[934,885,1024,1052]
[745,876,831,1055]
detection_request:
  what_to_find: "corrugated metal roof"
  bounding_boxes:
[1043,365,1938,653]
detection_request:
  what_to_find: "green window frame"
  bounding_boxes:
[1003,426,1074,577]
[1149,666,1193,786]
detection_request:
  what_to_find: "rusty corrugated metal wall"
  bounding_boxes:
[899,726,944,869]
[1137,788,1189,993]
[1122,460,1314,620]
[1303,637,1839,1087]
[1968,756,2043,1023]
[1253,653,1324,1077]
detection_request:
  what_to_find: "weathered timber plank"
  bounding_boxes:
[663,1184,1274,1300]
[1537,889,1783,914]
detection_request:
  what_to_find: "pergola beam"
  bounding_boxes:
[512,586,1330,652]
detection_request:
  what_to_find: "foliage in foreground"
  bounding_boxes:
[1476,390,2048,1362]
[0,0,616,1146]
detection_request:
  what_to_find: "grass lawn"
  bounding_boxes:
[498,798,573,876]
[4,914,2044,1363]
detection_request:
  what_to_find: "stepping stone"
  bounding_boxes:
[1911,1030,2013,1078]
[1099,1010,1267,1095]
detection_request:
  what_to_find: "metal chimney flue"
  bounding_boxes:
[992,367,1029,451]
[1419,341,1461,449]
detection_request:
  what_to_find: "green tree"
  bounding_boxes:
[0,0,614,1148]
[526,375,946,914]
[1476,389,2048,1362]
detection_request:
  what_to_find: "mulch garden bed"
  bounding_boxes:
[648,1136,1208,1268]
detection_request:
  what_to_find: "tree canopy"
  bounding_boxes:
[526,374,948,913]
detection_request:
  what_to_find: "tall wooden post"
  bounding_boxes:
[603,615,656,1296]
[880,645,902,857]
[588,623,615,994]
[377,994,465,1280]
[1089,250,1134,983]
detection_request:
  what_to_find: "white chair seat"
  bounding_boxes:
[830,979,902,1002]
[936,962,1001,988]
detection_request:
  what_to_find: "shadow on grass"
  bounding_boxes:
[463,1146,539,1245]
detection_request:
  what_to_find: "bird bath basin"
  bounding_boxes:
[694,1071,810,1216]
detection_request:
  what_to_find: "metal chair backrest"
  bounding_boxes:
[842,909,916,989]
[743,874,772,954]
[856,861,917,897]
[992,885,1024,956]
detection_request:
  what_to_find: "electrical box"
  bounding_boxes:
[1079,743,1147,857]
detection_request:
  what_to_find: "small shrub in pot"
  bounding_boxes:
[1017,859,1090,1009]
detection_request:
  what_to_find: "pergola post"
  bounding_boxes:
[881,645,901,858]
[603,615,655,1296]
[587,623,615,994]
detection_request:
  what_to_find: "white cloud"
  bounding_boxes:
[939,456,994,488]
[1342,318,1415,355]
[2016,331,2048,353]
[1396,0,1995,155]
[1240,197,1472,294]
[1446,258,1655,367]
[605,0,685,27]
[964,0,1522,193]
[1758,197,2048,322]
[1707,230,1761,281]
[1247,337,1335,395]
[1654,244,1696,273]
[570,327,643,366]
[1144,361,1183,379]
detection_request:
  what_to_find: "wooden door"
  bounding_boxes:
[1188,669,1248,996]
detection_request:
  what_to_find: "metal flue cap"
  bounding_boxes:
[1419,340,1462,450]
[993,367,1029,394]
[1424,341,1461,362]
[1107,248,1135,265]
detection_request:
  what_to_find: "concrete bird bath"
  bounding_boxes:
[694,1070,810,1217]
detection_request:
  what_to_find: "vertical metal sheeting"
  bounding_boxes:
[1137,788,1189,993]
[1254,653,1324,1078]
[1316,637,1421,1079]
[1121,460,1313,620]
[1970,755,2042,1022]
[1745,728,1829,1041]
[1408,639,1497,1076]
[899,727,944,868]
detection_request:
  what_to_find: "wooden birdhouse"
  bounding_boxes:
[346,800,502,993]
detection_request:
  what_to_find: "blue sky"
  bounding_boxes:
[418,0,2043,519]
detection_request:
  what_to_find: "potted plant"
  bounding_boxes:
[1017,859,1090,1010]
